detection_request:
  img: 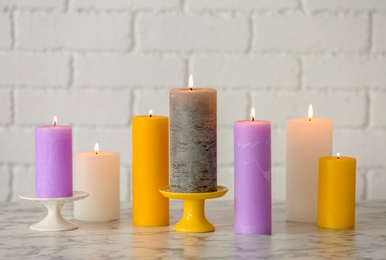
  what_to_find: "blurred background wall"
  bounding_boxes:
[0,0,385,201]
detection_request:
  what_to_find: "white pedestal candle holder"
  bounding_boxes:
[19,191,88,231]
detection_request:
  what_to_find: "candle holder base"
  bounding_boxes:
[160,185,228,233]
[19,191,89,232]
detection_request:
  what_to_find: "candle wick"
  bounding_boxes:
[150,114,152,118]
[96,151,98,155]
[190,88,193,91]
[308,118,312,122]
[54,122,57,126]
[252,117,255,121]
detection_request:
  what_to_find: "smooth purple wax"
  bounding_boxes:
[234,120,271,235]
[35,125,73,198]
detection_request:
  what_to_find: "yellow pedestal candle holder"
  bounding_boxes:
[160,186,228,233]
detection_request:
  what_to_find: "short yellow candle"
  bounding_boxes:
[317,154,356,230]
[132,110,169,226]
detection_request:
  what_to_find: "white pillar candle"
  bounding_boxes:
[74,143,120,222]
[286,105,332,223]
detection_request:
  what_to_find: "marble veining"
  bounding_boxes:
[0,201,385,259]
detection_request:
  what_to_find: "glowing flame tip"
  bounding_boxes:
[308,104,313,121]
[251,107,255,121]
[188,74,193,89]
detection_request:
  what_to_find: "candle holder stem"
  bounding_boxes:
[175,199,214,232]
[31,203,77,231]
[19,191,88,232]
[160,186,228,233]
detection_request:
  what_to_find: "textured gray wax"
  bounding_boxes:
[169,88,217,193]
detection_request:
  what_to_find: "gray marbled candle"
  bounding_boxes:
[170,88,217,193]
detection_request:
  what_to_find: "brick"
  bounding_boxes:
[218,91,249,127]
[334,131,385,167]
[70,0,180,11]
[272,129,285,164]
[251,91,367,128]
[373,92,386,127]
[15,89,130,126]
[0,128,34,164]
[373,15,386,52]
[76,55,184,87]
[133,88,169,116]
[0,12,11,48]
[0,53,69,86]
[217,127,233,166]
[120,166,130,201]
[138,14,249,52]
[272,165,285,201]
[253,15,367,52]
[304,0,386,12]
[11,164,34,201]
[356,169,366,200]
[0,0,64,10]
[73,127,132,166]
[367,170,386,200]
[0,165,11,201]
[0,89,12,124]
[217,166,234,201]
[187,0,298,11]
[16,13,130,51]
[192,56,298,89]
[304,57,386,89]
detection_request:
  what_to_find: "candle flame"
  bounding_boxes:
[94,143,99,155]
[251,107,255,121]
[53,115,57,126]
[149,109,153,118]
[189,74,193,91]
[337,152,340,159]
[308,104,313,122]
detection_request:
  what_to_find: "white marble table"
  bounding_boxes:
[0,200,385,259]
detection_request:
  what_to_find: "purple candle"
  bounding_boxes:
[35,116,73,198]
[234,108,271,235]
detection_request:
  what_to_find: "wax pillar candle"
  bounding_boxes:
[132,110,169,226]
[35,116,72,198]
[318,154,356,230]
[170,75,217,193]
[286,105,332,223]
[234,108,271,235]
[74,144,120,222]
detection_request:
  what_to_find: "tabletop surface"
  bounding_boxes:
[0,200,385,259]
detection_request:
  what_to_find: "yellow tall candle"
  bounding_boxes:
[317,154,356,230]
[132,110,169,226]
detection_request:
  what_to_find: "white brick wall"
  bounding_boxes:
[16,12,131,51]
[0,0,385,202]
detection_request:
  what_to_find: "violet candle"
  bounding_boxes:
[35,116,73,198]
[234,108,271,235]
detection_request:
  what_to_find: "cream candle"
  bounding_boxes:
[286,105,332,223]
[35,116,72,198]
[74,143,120,222]
[169,75,217,193]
